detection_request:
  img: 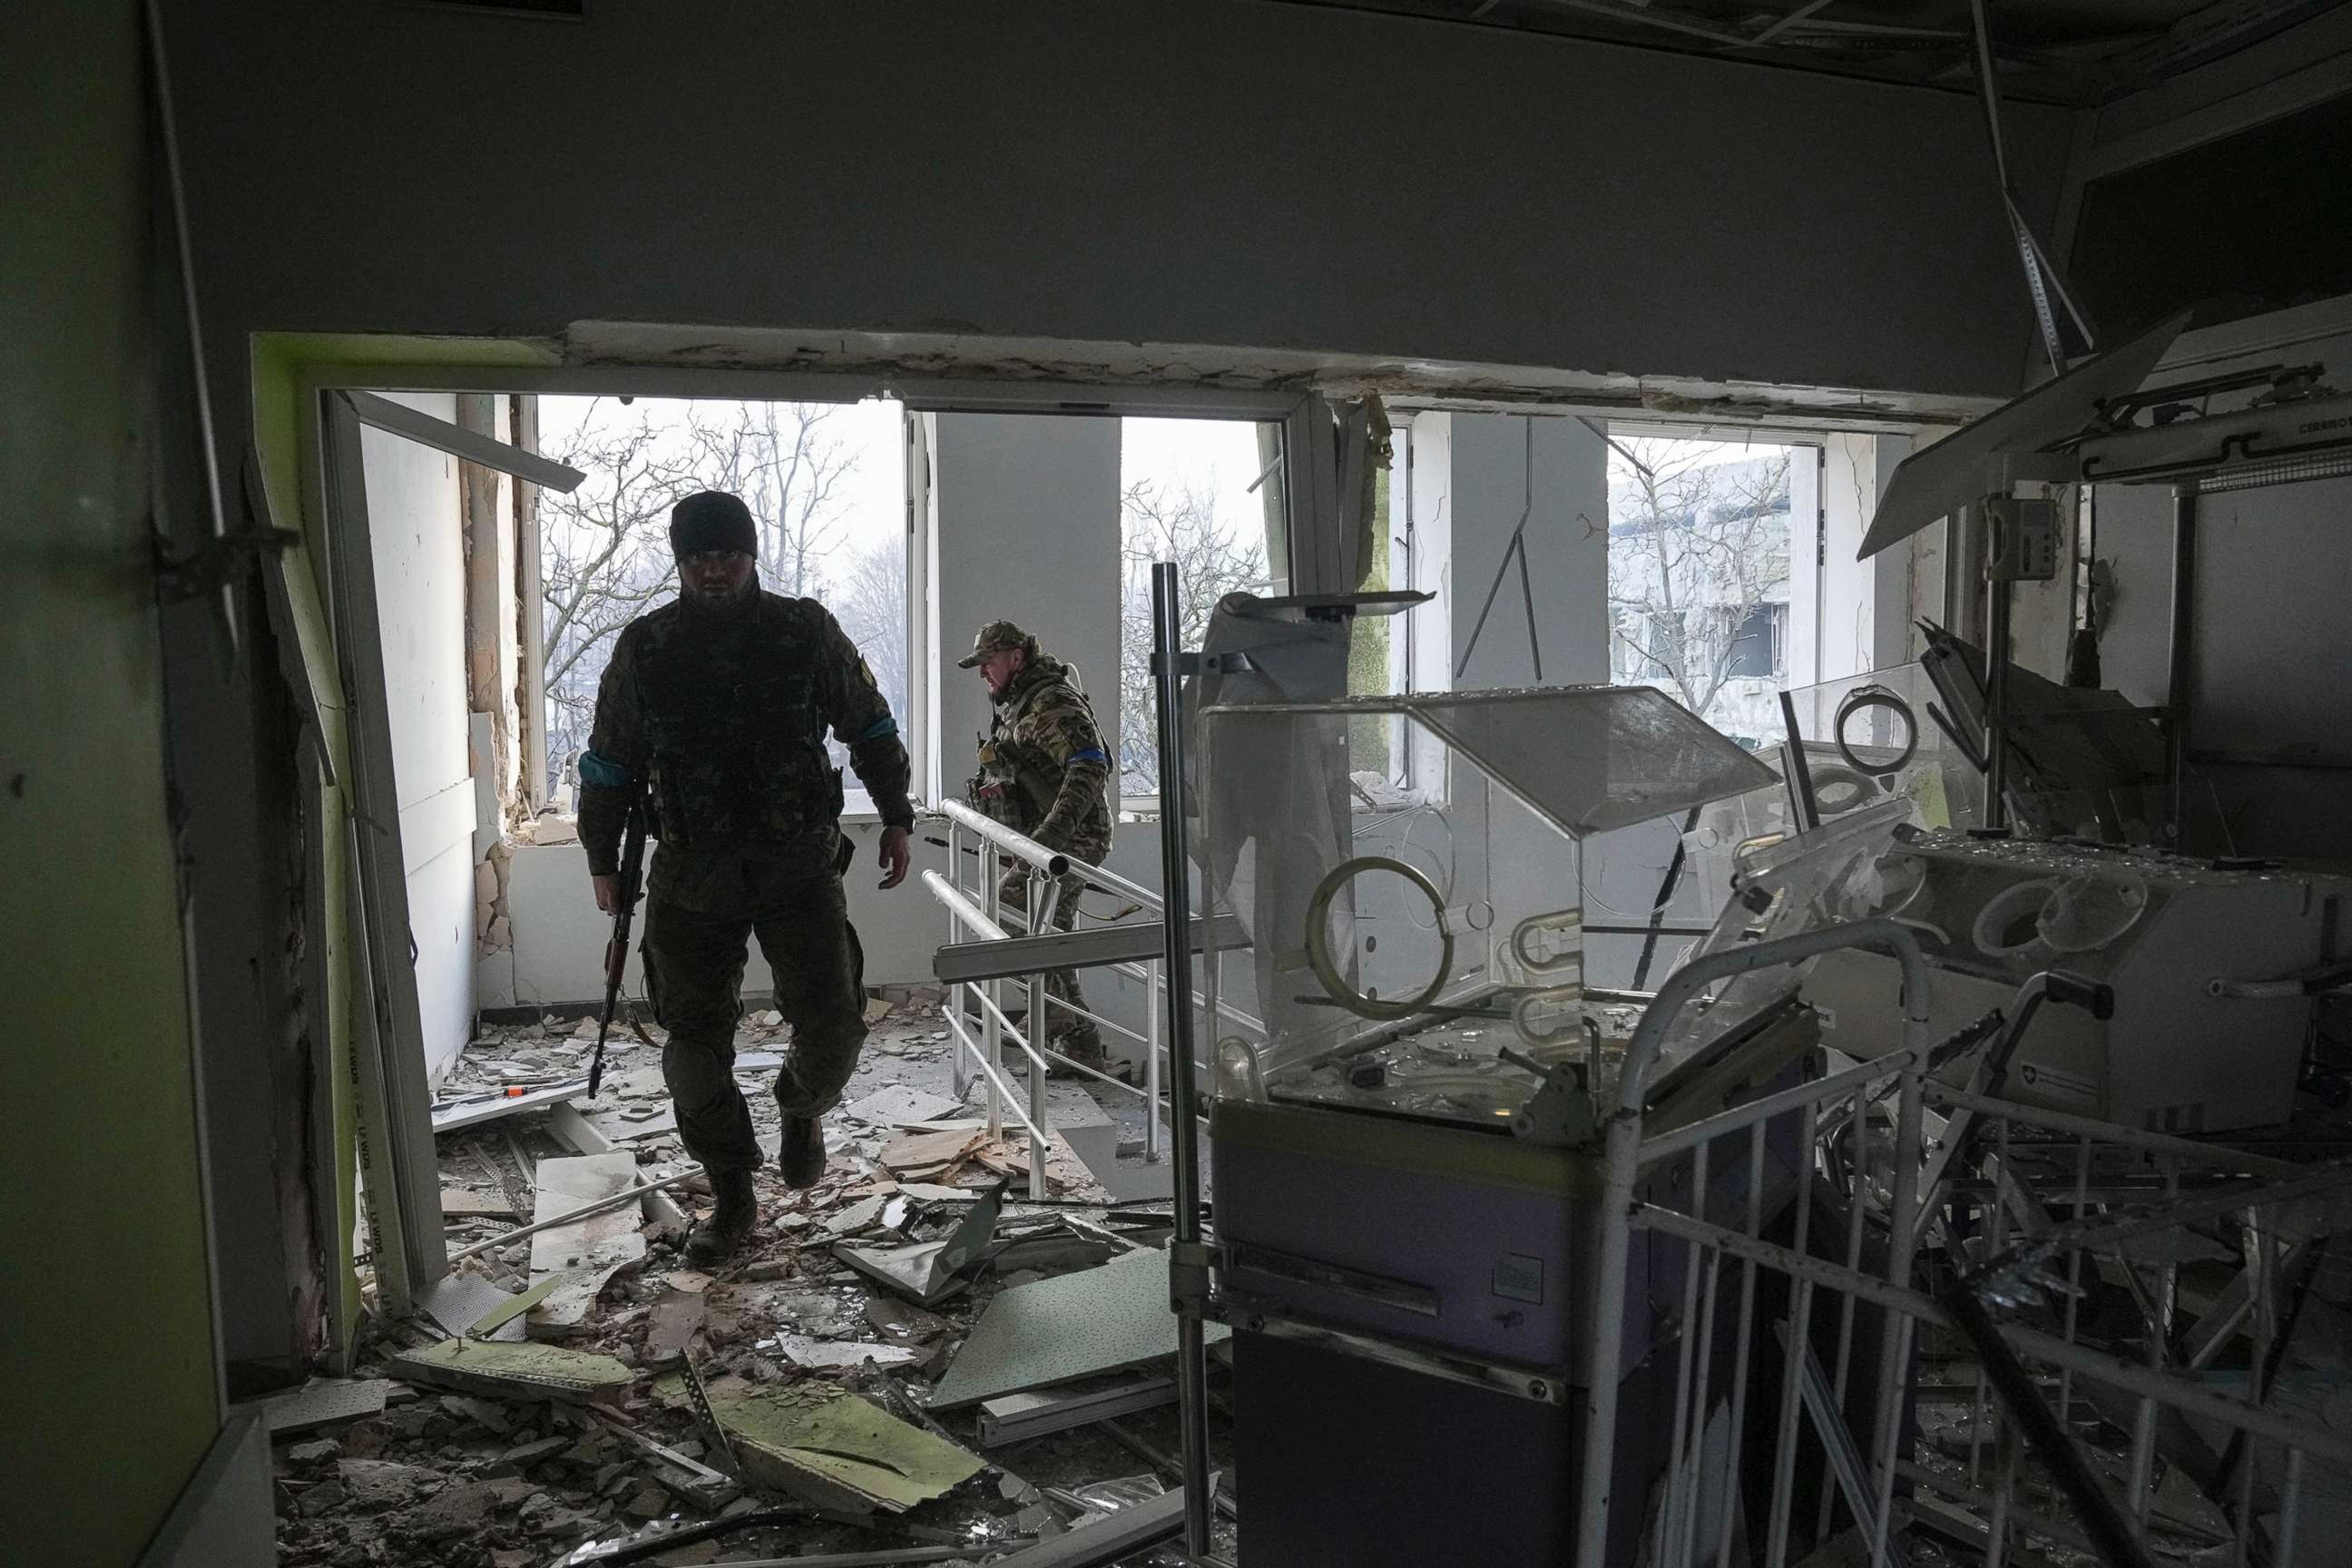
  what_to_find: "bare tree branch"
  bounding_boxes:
[1119,476,1268,790]
[534,398,872,766]
[1605,439,1791,733]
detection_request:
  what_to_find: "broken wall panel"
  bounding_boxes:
[362,393,477,1088]
[929,1245,1230,1410]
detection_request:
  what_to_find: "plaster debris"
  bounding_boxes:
[281,1000,1216,1567]
[771,1334,922,1372]
[253,1377,394,1436]
[529,1152,652,1335]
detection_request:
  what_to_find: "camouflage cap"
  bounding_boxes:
[957,620,1035,669]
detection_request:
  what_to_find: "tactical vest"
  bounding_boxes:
[968,668,1105,848]
[636,598,842,848]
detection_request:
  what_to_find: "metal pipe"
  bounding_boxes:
[1617,918,1930,1114]
[1943,1282,2162,1568]
[946,823,969,1103]
[1762,1098,1820,1568]
[1712,1122,1768,1568]
[1055,847,1162,912]
[2166,484,2198,847]
[982,977,1002,1140]
[939,799,1068,879]
[939,995,1043,1142]
[446,1167,705,1262]
[1145,961,1163,1162]
[1925,1085,2305,1179]
[1985,567,2014,834]
[1026,871,1057,1201]
[923,869,1011,943]
[2208,959,2352,999]
[1150,563,1213,1556]
[1638,1053,1897,1162]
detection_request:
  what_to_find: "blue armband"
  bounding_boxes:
[578,750,632,789]
[854,715,899,743]
[1067,748,1110,767]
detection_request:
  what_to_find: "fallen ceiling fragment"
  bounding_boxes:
[928,1244,1230,1410]
[713,1387,985,1514]
[388,1338,634,1406]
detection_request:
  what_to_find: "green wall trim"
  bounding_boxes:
[247,330,564,1356]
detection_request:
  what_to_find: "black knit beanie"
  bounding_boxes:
[670,491,758,555]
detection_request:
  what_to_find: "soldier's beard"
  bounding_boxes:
[681,572,758,620]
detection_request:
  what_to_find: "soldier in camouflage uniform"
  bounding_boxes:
[960,621,1115,1073]
[581,491,914,1263]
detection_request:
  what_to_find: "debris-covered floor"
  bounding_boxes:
[270,995,1235,1567]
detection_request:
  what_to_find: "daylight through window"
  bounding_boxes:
[1117,417,1285,801]
[534,396,908,813]
[1604,433,1795,750]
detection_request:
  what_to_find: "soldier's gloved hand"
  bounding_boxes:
[995,871,1028,915]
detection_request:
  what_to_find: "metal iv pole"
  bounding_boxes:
[1151,561,1215,1556]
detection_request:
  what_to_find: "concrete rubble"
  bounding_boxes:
[273,996,1230,1566]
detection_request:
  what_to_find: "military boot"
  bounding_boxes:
[777,1113,828,1189]
[1047,1022,1108,1080]
[685,1170,759,1264]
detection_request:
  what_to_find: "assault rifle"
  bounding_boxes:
[589,788,650,1099]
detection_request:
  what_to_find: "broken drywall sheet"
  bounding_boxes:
[415,1271,528,1344]
[928,1244,1230,1410]
[712,1387,982,1514]
[253,1377,393,1436]
[527,1152,648,1336]
[846,1083,964,1126]
[833,1177,1009,1306]
[643,1288,707,1366]
[770,1335,918,1372]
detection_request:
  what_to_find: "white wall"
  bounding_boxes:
[172,0,2074,486]
[2095,304,2352,858]
[1449,414,1611,688]
[362,394,476,1083]
[1400,412,1455,790]
[932,414,1124,802]
[489,823,956,1011]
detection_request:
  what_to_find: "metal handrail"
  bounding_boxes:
[923,868,1009,944]
[926,867,1054,1197]
[929,817,1187,1161]
[939,799,1069,879]
[939,798,1165,912]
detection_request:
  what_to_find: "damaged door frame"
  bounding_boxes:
[313,388,589,1320]
[294,352,1320,1348]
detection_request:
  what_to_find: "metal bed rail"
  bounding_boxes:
[1570,918,2352,1568]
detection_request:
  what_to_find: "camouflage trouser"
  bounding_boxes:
[641,867,867,1176]
[996,867,1101,1062]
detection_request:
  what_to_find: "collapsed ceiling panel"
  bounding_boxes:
[1263,0,2337,105]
